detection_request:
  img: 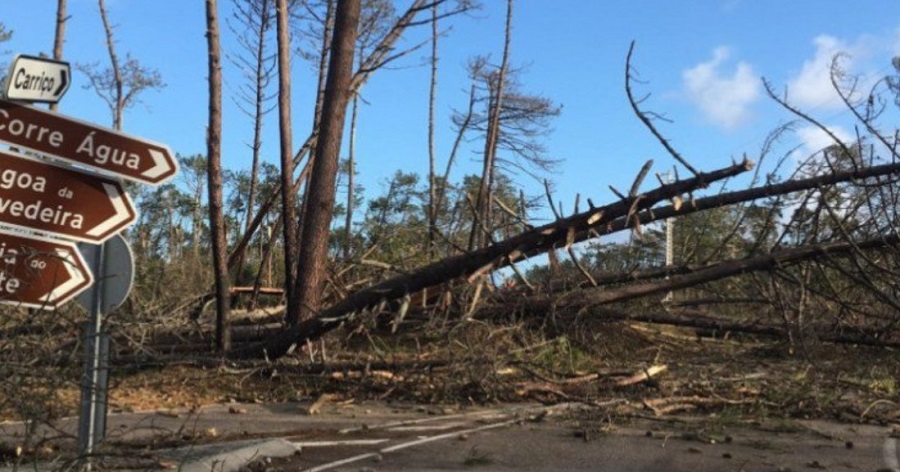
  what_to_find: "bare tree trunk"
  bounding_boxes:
[435,83,476,228]
[275,0,300,325]
[343,91,358,262]
[205,0,231,353]
[98,0,123,129]
[469,0,512,251]
[251,215,281,309]
[298,0,336,259]
[292,0,361,324]
[235,0,273,285]
[313,0,336,131]
[192,179,203,261]
[426,1,438,260]
[165,191,177,260]
[50,0,67,112]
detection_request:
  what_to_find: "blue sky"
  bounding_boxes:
[2,1,899,225]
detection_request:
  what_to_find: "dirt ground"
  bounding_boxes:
[2,312,900,469]
[6,318,899,423]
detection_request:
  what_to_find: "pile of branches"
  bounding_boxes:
[222,46,900,359]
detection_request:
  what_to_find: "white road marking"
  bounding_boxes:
[380,419,517,453]
[302,419,517,471]
[299,404,575,472]
[338,408,517,434]
[292,439,389,447]
[387,420,469,432]
[304,452,382,472]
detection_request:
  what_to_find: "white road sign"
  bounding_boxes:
[3,54,71,103]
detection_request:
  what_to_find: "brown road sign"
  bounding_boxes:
[0,98,177,186]
[0,149,137,243]
[0,228,93,310]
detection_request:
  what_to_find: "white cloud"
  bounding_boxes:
[791,124,855,173]
[796,125,853,155]
[683,46,760,129]
[786,35,856,110]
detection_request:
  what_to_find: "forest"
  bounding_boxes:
[1,0,900,468]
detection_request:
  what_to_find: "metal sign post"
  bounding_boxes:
[77,235,134,458]
[78,242,107,458]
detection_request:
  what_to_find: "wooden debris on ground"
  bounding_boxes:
[306,393,339,415]
[615,365,668,387]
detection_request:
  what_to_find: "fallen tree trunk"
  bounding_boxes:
[579,160,900,289]
[595,308,900,348]
[508,232,900,313]
[232,159,753,358]
[461,160,900,296]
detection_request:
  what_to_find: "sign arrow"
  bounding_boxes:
[40,248,90,305]
[0,228,93,310]
[54,69,68,98]
[0,99,178,186]
[0,149,138,243]
[3,54,71,103]
[84,184,133,239]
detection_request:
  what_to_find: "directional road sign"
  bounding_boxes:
[0,228,93,310]
[0,149,137,243]
[3,55,71,103]
[0,98,178,185]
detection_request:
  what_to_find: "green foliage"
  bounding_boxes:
[673,206,741,264]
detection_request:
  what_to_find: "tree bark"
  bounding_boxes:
[292,0,361,324]
[98,0,123,130]
[298,0,337,262]
[275,0,300,325]
[469,0,512,251]
[50,0,67,112]
[426,1,438,260]
[343,92,358,262]
[205,0,231,353]
[312,0,337,131]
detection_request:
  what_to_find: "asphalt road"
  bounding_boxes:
[1,401,898,471]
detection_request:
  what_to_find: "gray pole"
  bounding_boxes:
[78,241,108,465]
